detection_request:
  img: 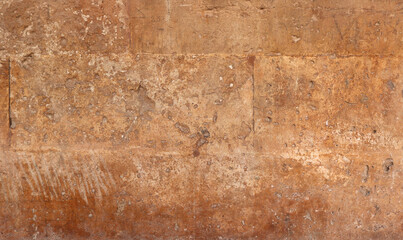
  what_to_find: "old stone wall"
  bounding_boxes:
[0,0,402,239]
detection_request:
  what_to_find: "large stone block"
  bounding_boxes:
[10,53,254,155]
[0,150,197,239]
[0,0,129,55]
[129,0,403,55]
[254,56,403,156]
[1,149,401,239]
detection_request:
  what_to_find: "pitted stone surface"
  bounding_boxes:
[10,54,254,154]
[0,0,402,239]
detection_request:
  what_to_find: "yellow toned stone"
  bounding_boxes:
[0,0,402,238]
[10,54,254,155]
[254,56,403,155]
[129,0,403,55]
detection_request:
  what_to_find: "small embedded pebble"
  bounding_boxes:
[383,158,393,173]
[174,122,190,134]
[212,112,218,122]
[201,128,210,138]
[386,80,395,90]
[196,138,208,148]
[362,165,369,183]
[266,117,272,123]
[214,99,223,105]
[359,186,370,196]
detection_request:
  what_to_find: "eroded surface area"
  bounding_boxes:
[0,0,402,239]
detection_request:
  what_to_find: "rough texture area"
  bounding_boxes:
[0,0,402,239]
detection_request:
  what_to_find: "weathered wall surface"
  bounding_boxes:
[0,0,402,239]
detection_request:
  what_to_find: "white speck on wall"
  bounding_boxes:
[81,13,90,22]
[292,35,301,43]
